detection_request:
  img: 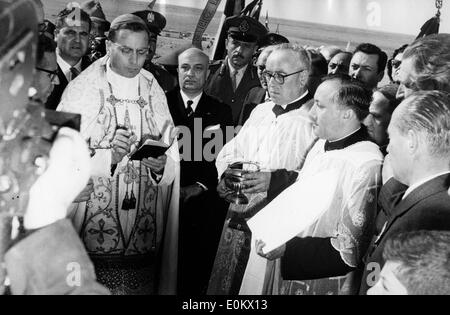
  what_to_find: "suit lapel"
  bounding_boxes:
[385,174,450,232]
[194,94,209,117]
[57,64,68,88]
[175,90,190,120]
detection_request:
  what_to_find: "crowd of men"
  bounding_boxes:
[5,0,450,295]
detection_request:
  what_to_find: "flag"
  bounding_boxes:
[192,0,223,48]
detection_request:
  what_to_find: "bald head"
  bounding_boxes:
[178,48,210,97]
[178,48,209,66]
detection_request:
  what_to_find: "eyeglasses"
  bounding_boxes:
[36,67,58,81]
[262,69,306,84]
[391,59,402,69]
[257,65,266,72]
[110,41,149,57]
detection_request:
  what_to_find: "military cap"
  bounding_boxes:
[81,1,110,29]
[109,13,149,34]
[224,15,268,43]
[258,32,289,48]
[132,10,166,36]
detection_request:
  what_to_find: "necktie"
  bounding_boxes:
[70,67,80,81]
[186,100,194,117]
[272,104,286,117]
[231,69,238,92]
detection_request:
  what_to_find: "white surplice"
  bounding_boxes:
[240,140,383,295]
[216,99,317,177]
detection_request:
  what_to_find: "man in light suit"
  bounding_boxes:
[166,48,233,295]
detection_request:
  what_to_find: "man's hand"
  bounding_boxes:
[142,155,167,175]
[24,128,91,230]
[241,172,272,194]
[180,184,204,203]
[255,240,286,261]
[111,129,132,165]
[217,178,231,199]
[73,179,94,203]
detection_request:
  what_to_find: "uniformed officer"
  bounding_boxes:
[205,15,268,126]
[132,9,177,93]
[81,0,110,63]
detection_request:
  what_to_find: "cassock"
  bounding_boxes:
[166,88,233,294]
[239,126,383,295]
[207,93,317,295]
[359,174,450,294]
[205,58,261,126]
[57,56,180,295]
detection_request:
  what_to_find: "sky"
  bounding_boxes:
[140,0,450,35]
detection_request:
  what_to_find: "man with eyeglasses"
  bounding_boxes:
[57,14,180,295]
[205,15,268,126]
[45,6,92,111]
[208,44,317,295]
[349,43,387,90]
[31,34,60,103]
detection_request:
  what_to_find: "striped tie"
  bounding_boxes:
[70,67,80,81]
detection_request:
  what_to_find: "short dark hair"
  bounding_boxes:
[55,7,92,32]
[354,43,388,74]
[383,230,450,295]
[376,84,401,115]
[323,74,373,121]
[387,44,408,82]
[36,33,56,65]
[108,22,149,42]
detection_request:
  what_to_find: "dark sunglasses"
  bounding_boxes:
[391,59,402,69]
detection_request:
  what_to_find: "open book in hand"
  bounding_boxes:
[129,138,170,161]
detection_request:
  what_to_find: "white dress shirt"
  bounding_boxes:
[228,60,248,89]
[180,90,203,113]
[57,52,82,82]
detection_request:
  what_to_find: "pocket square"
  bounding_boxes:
[205,124,221,131]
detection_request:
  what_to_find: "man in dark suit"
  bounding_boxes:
[205,15,268,126]
[45,7,92,110]
[360,90,450,294]
[166,48,233,295]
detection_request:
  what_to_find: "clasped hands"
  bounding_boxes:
[111,128,167,174]
[217,171,272,198]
